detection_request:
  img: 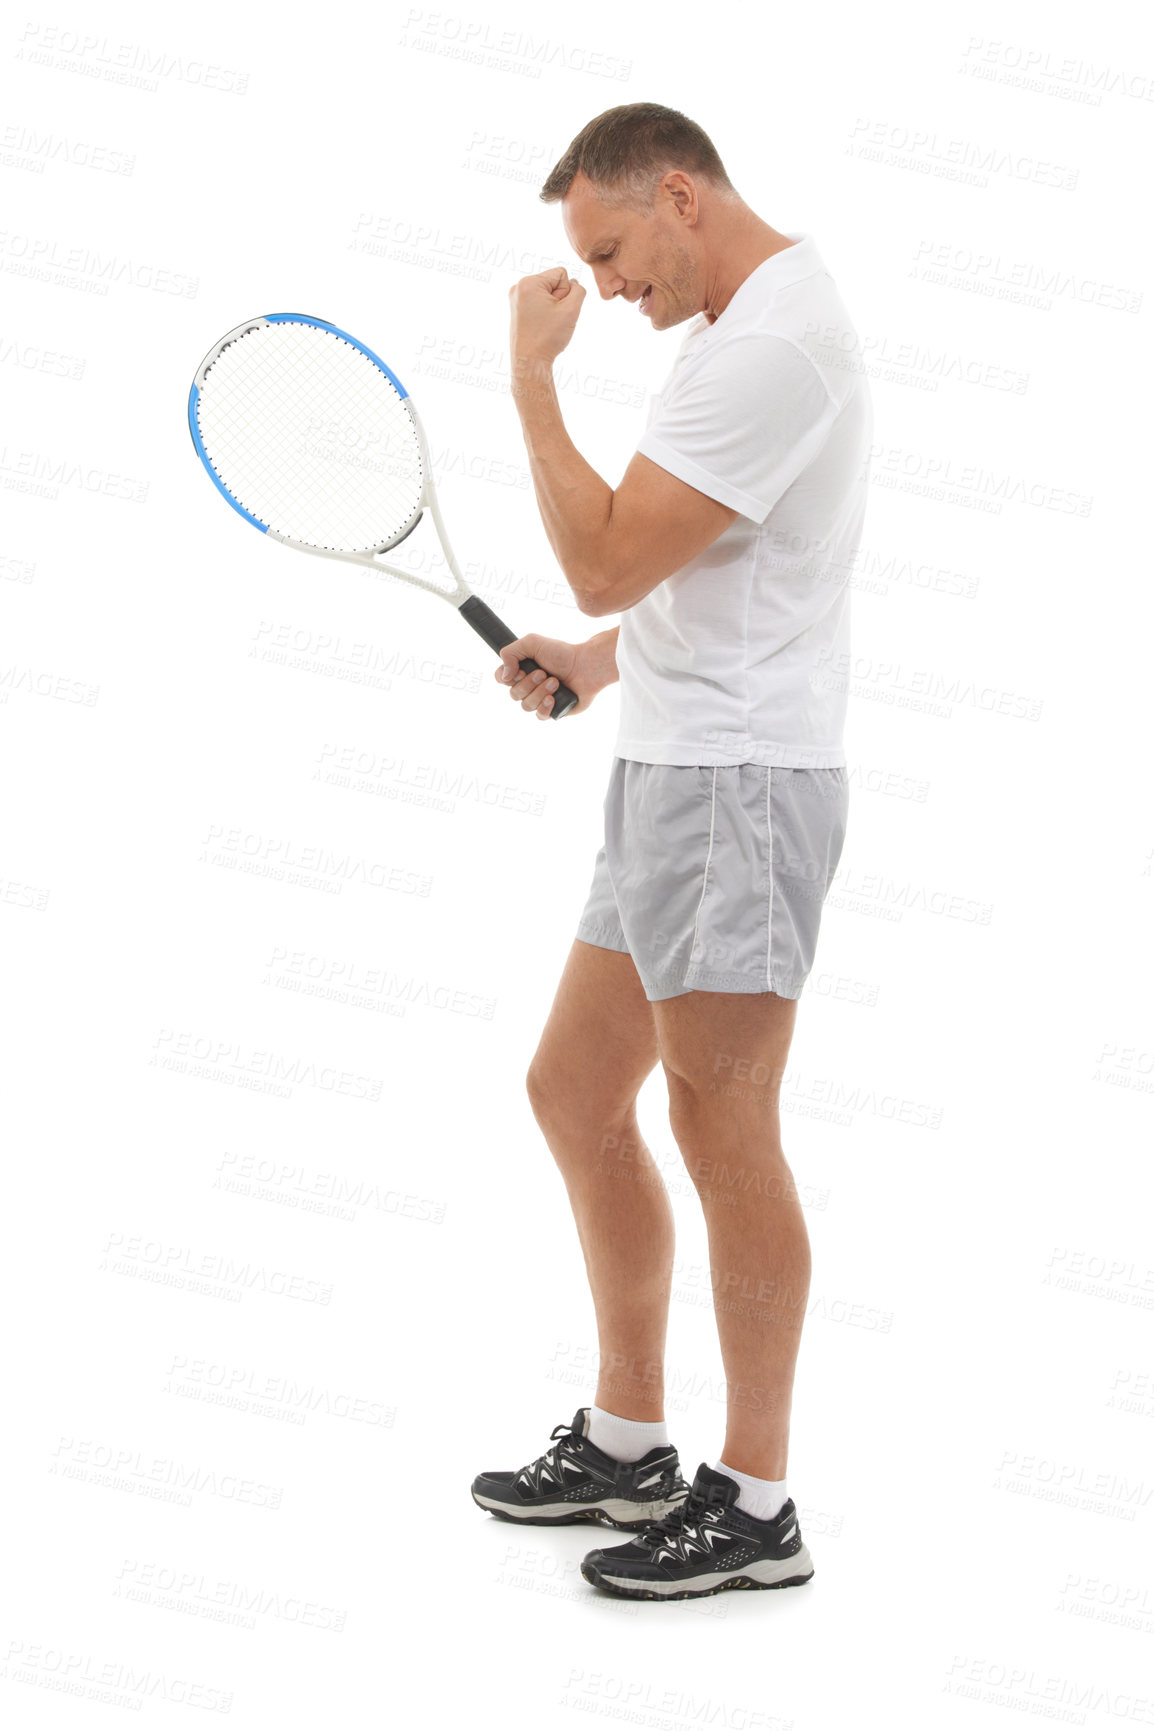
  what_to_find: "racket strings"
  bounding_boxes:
[195,323,424,551]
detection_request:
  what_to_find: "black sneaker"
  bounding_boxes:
[470,1407,690,1530]
[580,1461,815,1599]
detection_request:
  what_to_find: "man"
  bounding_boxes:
[470,103,873,1602]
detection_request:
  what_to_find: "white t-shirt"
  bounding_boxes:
[612,232,873,768]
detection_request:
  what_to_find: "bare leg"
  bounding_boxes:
[653,988,806,1480]
[526,939,673,1422]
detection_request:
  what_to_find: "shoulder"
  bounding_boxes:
[673,327,838,412]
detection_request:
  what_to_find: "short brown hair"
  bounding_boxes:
[540,103,737,212]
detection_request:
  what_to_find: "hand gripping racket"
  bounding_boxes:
[187,313,579,719]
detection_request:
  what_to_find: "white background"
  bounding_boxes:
[2,0,1152,1725]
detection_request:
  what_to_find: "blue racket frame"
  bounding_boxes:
[187,312,580,719]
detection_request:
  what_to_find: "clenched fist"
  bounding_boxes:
[495,629,619,721]
[509,267,587,367]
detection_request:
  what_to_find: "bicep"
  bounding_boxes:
[588,451,738,616]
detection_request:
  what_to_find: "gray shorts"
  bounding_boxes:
[575,757,849,1003]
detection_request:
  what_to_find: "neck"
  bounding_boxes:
[700,211,797,323]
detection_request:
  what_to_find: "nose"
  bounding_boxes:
[593,264,627,301]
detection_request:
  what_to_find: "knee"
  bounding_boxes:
[525,1057,586,1131]
[666,1052,785,1113]
[525,1058,556,1124]
[525,1057,636,1144]
[664,1063,783,1155]
[664,1066,709,1127]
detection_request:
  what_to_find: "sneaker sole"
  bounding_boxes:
[470,1489,688,1531]
[581,1543,816,1599]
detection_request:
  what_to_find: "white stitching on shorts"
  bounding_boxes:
[689,767,719,968]
[765,768,776,993]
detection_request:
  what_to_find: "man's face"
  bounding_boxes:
[561,171,700,332]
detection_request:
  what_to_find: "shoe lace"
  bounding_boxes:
[636,1484,720,1549]
[517,1419,580,1484]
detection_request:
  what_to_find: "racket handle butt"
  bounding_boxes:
[459,595,579,721]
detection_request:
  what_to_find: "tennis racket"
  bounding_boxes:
[187,313,579,719]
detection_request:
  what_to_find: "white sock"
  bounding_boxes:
[714,1458,789,1522]
[586,1404,670,1463]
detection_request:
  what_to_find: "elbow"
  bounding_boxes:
[576,587,609,618]
[571,527,622,616]
[573,556,624,618]
[572,568,613,617]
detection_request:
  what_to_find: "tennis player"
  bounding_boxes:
[471,103,873,1602]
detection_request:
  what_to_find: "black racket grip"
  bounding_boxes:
[458,595,579,721]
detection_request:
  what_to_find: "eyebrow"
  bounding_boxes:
[578,239,617,263]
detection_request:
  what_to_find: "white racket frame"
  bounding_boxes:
[189,313,579,720]
[193,315,472,609]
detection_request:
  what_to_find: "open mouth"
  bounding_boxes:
[639,285,654,315]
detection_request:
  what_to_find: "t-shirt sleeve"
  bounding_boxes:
[636,332,840,525]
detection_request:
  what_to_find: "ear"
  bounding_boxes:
[662,171,698,223]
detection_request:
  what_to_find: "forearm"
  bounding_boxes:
[512,359,611,612]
